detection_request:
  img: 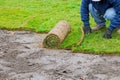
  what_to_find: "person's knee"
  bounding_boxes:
[104,8,116,20]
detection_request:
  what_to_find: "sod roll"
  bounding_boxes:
[43,20,71,48]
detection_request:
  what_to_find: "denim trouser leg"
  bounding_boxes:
[89,4,106,27]
[103,8,116,21]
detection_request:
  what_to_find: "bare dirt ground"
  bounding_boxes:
[0,30,120,80]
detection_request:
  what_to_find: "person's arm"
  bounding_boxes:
[80,0,90,27]
[108,0,120,31]
[103,0,120,39]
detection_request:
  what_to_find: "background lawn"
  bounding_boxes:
[0,0,120,54]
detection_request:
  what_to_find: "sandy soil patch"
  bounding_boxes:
[0,30,120,80]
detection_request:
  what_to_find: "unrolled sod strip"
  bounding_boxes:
[43,20,71,48]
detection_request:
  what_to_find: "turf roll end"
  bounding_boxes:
[43,20,71,48]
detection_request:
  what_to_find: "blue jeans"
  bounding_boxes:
[89,4,116,27]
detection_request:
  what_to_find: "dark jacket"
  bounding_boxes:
[80,0,120,31]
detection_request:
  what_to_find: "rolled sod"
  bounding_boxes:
[43,20,71,48]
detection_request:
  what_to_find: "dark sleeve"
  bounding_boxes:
[109,0,120,30]
[80,0,90,27]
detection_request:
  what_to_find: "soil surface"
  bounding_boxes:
[0,30,120,80]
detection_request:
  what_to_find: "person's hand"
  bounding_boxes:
[83,26,91,34]
[103,29,112,39]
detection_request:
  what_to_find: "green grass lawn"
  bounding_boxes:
[0,0,120,54]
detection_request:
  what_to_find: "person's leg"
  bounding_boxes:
[103,8,116,21]
[103,8,120,34]
[89,4,106,30]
